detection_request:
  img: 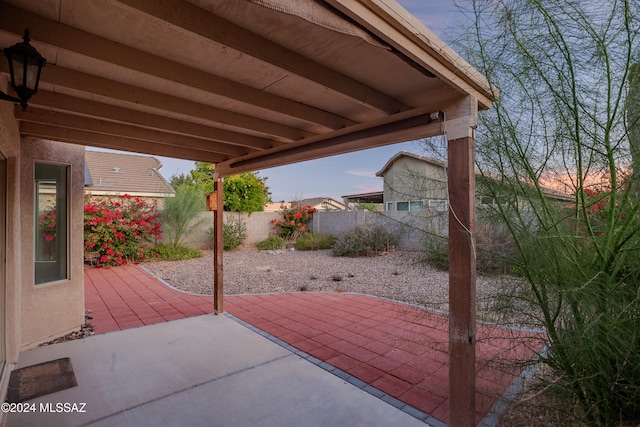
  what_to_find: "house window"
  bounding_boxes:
[386,202,394,211]
[35,163,69,285]
[429,199,448,212]
[396,201,410,211]
[410,201,424,211]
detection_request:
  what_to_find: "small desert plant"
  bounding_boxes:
[148,243,201,261]
[293,232,337,250]
[423,235,448,270]
[222,217,247,251]
[161,185,206,248]
[332,223,397,257]
[256,236,286,250]
[422,221,519,274]
[331,275,343,282]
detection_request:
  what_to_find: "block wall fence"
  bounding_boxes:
[184,209,448,250]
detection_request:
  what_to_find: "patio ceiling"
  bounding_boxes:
[0,0,494,177]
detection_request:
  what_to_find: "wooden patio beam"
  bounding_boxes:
[216,109,445,176]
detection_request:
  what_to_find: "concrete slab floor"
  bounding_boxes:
[6,314,428,427]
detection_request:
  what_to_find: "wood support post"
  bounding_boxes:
[447,135,477,427]
[213,176,224,314]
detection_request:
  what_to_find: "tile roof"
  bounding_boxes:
[85,150,175,197]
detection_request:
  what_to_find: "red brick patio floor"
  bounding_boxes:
[84,265,547,426]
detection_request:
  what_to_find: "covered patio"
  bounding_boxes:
[1,1,495,425]
[6,265,544,426]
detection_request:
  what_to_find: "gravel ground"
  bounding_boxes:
[144,248,535,328]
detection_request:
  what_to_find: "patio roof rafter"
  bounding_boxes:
[21,123,228,164]
[27,91,280,151]
[115,0,409,116]
[17,108,257,158]
[37,64,312,141]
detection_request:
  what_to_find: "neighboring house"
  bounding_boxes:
[376,151,449,213]
[263,201,291,212]
[296,197,345,211]
[374,151,573,213]
[264,197,344,212]
[85,150,175,206]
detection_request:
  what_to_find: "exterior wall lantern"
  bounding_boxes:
[1,29,46,110]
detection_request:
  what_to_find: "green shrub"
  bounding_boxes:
[332,224,396,257]
[293,232,336,250]
[257,236,286,250]
[423,235,448,270]
[223,217,247,251]
[207,217,248,251]
[148,244,201,261]
[422,221,517,274]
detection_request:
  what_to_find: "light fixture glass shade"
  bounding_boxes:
[3,29,46,107]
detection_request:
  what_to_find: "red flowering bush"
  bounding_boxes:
[270,202,316,239]
[38,206,57,242]
[84,194,162,267]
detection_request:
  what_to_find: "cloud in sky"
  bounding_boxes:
[346,169,378,179]
[352,183,383,194]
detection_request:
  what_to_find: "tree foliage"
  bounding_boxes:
[174,162,271,213]
[222,173,271,213]
[453,1,640,424]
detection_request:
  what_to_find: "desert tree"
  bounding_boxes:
[447,0,640,424]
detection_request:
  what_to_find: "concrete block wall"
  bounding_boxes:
[183,211,281,249]
[309,210,448,250]
[181,209,447,251]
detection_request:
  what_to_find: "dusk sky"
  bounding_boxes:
[92,0,468,202]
